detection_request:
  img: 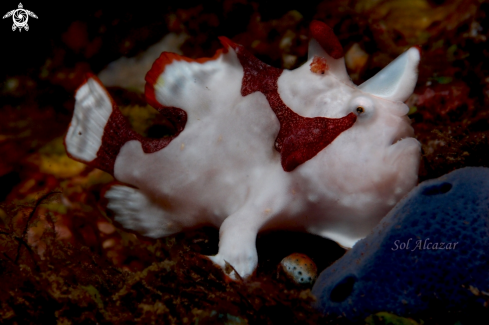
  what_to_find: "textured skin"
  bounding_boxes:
[65,21,421,279]
[312,167,489,322]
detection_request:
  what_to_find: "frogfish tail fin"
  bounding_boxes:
[65,74,136,175]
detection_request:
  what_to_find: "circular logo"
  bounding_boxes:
[3,3,38,32]
[13,9,28,28]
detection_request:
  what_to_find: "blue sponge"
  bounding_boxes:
[312,167,489,322]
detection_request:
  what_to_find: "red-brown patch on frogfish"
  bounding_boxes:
[67,74,187,175]
[221,36,356,172]
[145,48,229,110]
[309,20,344,59]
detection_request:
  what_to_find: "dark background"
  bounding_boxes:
[2,0,326,76]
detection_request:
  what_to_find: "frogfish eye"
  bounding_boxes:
[356,106,365,114]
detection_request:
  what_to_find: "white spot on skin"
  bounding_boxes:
[308,194,319,203]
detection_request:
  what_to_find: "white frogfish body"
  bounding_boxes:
[65,21,421,279]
